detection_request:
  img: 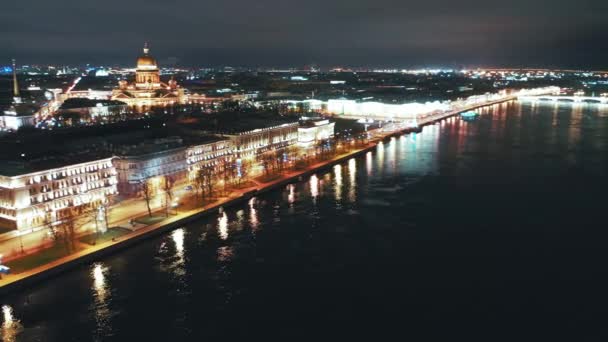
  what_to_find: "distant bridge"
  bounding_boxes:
[518,95,608,104]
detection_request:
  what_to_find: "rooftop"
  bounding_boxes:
[182,111,298,134]
[59,98,127,109]
[0,120,225,176]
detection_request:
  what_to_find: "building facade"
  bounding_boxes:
[297,118,335,147]
[112,138,188,196]
[0,59,37,131]
[111,43,185,109]
[226,123,299,160]
[186,139,233,180]
[0,158,117,232]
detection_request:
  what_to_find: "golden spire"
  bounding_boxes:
[12,59,21,104]
[143,42,150,55]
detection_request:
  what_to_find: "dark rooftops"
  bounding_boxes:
[0,119,226,176]
[182,111,298,134]
[60,98,127,109]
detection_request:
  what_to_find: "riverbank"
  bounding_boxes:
[0,141,379,295]
[0,97,518,295]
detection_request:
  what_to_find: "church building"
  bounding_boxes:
[111,43,185,109]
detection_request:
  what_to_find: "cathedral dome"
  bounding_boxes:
[137,55,157,68]
[136,43,158,69]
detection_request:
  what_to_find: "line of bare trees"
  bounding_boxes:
[44,193,114,253]
[192,157,251,201]
[140,175,176,218]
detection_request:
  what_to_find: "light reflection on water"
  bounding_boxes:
[4,102,608,340]
[218,213,229,240]
[309,174,319,200]
[366,151,373,177]
[1,305,22,342]
[376,141,384,174]
[172,228,185,257]
[348,158,357,202]
[288,184,296,206]
[91,263,112,340]
[235,209,245,231]
[249,197,259,231]
[334,164,343,202]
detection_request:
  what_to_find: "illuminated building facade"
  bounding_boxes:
[112,137,232,196]
[225,123,299,160]
[112,137,188,195]
[111,43,185,109]
[0,59,36,131]
[0,158,117,232]
[297,118,335,147]
[57,99,129,120]
[186,139,233,180]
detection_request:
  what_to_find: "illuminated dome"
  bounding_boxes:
[136,43,158,69]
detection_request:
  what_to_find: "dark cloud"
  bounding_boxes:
[1,0,607,68]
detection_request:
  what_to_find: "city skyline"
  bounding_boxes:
[2,2,608,340]
[1,0,607,68]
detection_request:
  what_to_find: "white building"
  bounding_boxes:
[298,118,335,147]
[112,136,233,195]
[186,139,233,180]
[0,108,36,131]
[112,137,188,196]
[325,99,450,120]
[223,122,299,159]
[0,158,117,232]
[0,59,37,131]
[225,123,299,160]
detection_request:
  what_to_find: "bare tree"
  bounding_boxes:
[58,210,77,252]
[201,165,214,198]
[221,158,233,195]
[235,159,249,187]
[44,210,60,244]
[162,176,175,217]
[103,193,113,231]
[195,167,213,200]
[141,179,153,217]
[194,168,205,200]
[261,154,271,177]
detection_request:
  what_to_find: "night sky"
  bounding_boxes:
[1,0,607,68]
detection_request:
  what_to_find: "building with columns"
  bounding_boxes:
[111,43,186,109]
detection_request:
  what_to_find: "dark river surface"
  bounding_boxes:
[2,101,608,341]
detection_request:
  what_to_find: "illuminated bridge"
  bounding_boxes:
[518,95,608,104]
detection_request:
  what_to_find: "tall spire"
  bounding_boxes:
[11,59,21,104]
[143,42,150,55]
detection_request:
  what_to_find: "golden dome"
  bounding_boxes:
[137,55,157,67]
[136,43,158,69]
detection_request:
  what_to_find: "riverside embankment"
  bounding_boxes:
[0,95,527,295]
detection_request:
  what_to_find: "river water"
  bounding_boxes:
[2,101,608,341]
